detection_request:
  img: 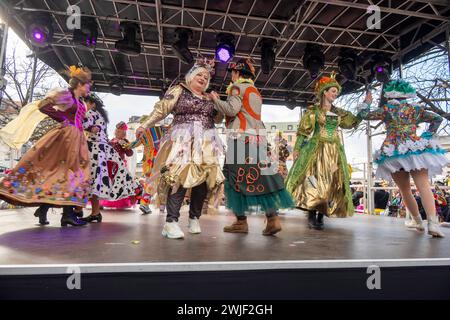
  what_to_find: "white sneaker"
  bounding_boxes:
[188,218,201,234]
[139,204,152,215]
[161,221,185,239]
[428,217,445,238]
[405,215,425,231]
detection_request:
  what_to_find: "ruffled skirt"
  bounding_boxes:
[0,124,90,207]
[151,123,225,204]
[375,138,449,181]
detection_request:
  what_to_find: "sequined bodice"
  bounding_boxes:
[315,112,341,141]
[171,89,215,129]
[384,104,419,141]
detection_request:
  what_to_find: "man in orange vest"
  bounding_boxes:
[210,58,294,235]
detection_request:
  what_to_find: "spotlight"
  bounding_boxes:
[260,38,276,74]
[115,22,141,56]
[72,17,98,50]
[110,78,123,96]
[216,33,235,63]
[303,44,325,79]
[26,14,53,48]
[338,48,358,80]
[285,95,297,110]
[171,28,193,64]
[371,53,392,84]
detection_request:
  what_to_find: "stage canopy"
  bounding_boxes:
[0,0,449,105]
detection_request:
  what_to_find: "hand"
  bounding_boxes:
[91,126,100,134]
[364,91,373,105]
[53,91,74,106]
[209,91,220,101]
[135,126,145,139]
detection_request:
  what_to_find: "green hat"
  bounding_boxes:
[384,79,416,99]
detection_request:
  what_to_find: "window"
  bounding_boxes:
[287,125,293,130]
[271,125,277,130]
[288,135,292,142]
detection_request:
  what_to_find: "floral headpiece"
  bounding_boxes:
[314,72,341,98]
[65,64,92,83]
[116,121,128,131]
[187,57,215,77]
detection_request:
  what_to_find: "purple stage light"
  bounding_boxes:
[216,46,232,63]
[376,66,383,73]
[33,30,44,42]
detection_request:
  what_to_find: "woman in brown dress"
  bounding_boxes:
[0,65,92,227]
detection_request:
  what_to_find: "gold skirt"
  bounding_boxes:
[0,124,90,207]
[292,141,352,217]
[151,124,225,205]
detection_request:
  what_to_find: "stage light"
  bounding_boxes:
[26,14,53,48]
[285,95,297,110]
[115,22,141,56]
[338,48,358,80]
[371,53,392,84]
[110,78,123,96]
[302,44,325,79]
[216,33,235,63]
[260,38,276,74]
[171,28,193,64]
[72,17,98,50]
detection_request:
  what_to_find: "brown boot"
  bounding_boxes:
[223,219,248,233]
[262,215,282,236]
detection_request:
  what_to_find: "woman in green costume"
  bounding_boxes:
[285,73,368,230]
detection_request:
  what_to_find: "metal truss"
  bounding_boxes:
[1,0,448,104]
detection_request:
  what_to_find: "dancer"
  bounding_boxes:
[358,79,447,237]
[135,58,224,239]
[81,95,139,222]
[110,122,134,164]
[210,58,294,235]
[98,121,138,210]
[0,65,92,226]
[285,73,362,230]
[275,132,291,180]
[127,125,167,214]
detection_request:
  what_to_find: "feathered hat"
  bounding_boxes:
[227,58,256,79]
[383,79,416,99]
[314,72,341,98]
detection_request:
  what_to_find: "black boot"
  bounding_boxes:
[307,210,317,229]
[34,205,50,225]
[314,213,324,230]
[73,207,84,218]
[80,213,103,223]
[61,206,87,227]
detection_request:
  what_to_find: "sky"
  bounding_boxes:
[2,26,382,167]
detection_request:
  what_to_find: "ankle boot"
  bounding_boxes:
[262,215,282,236]
[307,210,317,229]
[314,213,324,230]
[224,218,248,233]
[428,216,445,238]
[61,207,87,227]
[34,205,49,225]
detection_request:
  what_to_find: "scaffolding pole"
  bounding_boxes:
[366,122,374,215]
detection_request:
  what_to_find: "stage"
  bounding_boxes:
[0,207,450,264]
[0,207,449,299]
